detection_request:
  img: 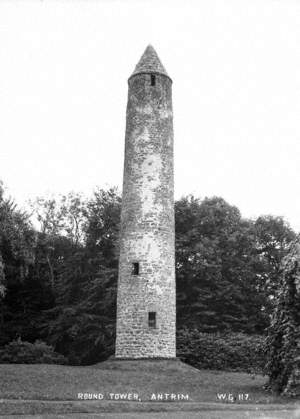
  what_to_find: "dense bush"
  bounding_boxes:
[0,339,67,364]
[177,328,266,374]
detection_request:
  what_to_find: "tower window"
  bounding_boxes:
[132,262,139,275]
[151,74,156,86]
[148,312,156,328]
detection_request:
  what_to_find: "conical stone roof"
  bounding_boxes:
[130,45,170,79]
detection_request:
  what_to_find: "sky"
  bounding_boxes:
[1,0,300,231]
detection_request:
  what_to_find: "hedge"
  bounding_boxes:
[177,328,266,374]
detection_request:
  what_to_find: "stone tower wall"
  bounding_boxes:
[115,71,176,358]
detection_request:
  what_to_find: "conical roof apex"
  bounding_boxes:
[130,45,170,79]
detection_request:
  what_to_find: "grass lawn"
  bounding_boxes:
[0,359,294,403]
[3,412,300,419]
[1,360,299,416]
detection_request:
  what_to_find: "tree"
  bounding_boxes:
[2,182,298,365]
[254,216,296,310]
[41,187,121,364]
[0,181,37,344]
[175,196,268,333]
[84,187,121,267]
[265,239,300,397]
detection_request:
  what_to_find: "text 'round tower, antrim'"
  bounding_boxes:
[115,45,176,358]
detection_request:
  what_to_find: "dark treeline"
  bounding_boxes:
[0,181,297,365]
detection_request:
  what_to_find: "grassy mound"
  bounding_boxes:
[0,359,290,404]
[1,360,299,415]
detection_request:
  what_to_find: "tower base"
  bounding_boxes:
[110,355,179,361]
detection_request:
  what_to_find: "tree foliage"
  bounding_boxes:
[35,187,120,364]
[265,239,300,397]
[254,215,296,304]
[0,182,37,345]
[0,181,298,371]
[176,196,266,333]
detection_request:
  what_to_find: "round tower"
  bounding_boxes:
[115,45,176,358]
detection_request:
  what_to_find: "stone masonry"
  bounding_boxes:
[115,45,176,358]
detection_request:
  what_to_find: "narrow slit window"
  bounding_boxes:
[151,74,156,86]
[132,262,139,275]
[148,311,156,328]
